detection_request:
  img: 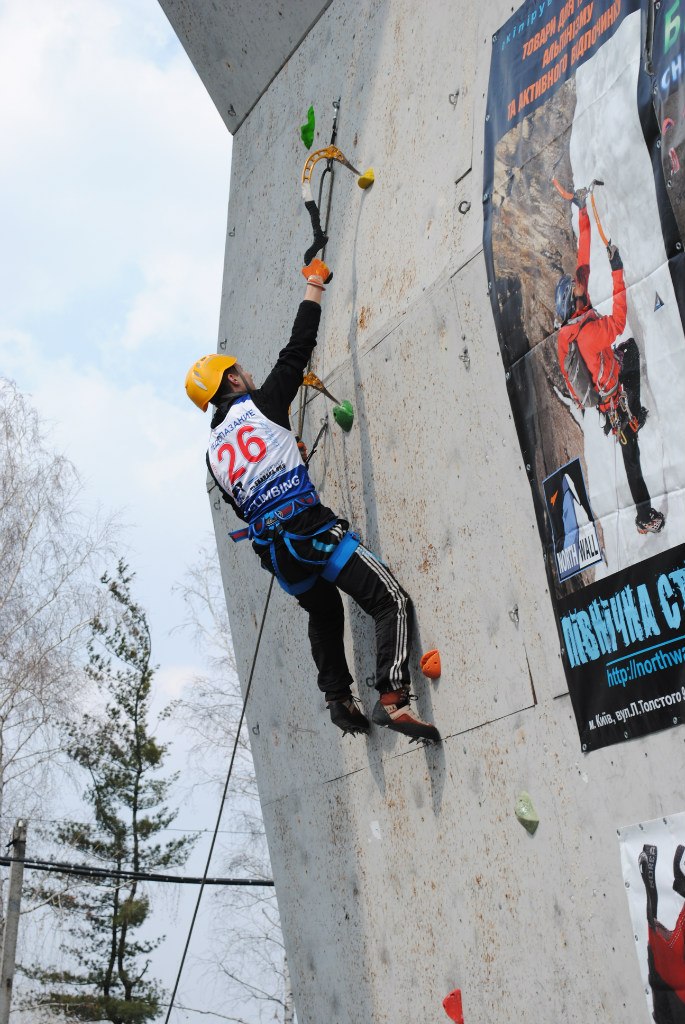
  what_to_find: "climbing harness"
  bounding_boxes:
[230,498,361,596]
[226,417,361,593]
[257,520,361,596]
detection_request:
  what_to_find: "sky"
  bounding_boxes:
[0,0,245,1017]
[0,0,231,687]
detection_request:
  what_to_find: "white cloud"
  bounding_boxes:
[0,0,231,363]
[154,663,201,703]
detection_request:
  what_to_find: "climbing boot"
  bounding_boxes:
[327,696,369,737]
[372,688,441,744]
[635,508,665,535]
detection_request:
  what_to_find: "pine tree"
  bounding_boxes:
[27,561,195,1023]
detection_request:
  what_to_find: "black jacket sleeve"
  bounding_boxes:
[255,300,321,428]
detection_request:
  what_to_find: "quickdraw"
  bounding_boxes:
[606,391,639,446]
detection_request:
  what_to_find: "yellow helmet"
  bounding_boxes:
[185,354,237,411]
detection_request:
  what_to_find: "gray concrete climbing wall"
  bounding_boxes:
[172,0,685,1020]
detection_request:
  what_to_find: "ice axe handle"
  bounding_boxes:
[590,192,610,247]
[552,178,574,200]
[303,200,329,266]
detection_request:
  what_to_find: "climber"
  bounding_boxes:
[555,187,665,535]
[185,259,440,744]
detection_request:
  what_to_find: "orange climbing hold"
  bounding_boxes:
[420,649,441,679]
[443,989,463,1023]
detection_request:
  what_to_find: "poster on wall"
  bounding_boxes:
[483,0,685,750]
[619,812,685,1022]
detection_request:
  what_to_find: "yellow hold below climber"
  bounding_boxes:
[357,168,375,189]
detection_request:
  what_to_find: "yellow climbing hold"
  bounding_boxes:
[357,168,375,189]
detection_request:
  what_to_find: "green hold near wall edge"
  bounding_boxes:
[300,106,315,149]
[515,791,539,835]
[333,400,354,431]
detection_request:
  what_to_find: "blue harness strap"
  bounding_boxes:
[321,530,361,582]
[276,530,360,595]
[265,519,336,595]
[227,497,361,595]
[229,493,319,543]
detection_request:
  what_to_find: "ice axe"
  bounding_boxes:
[552,177,610,245]
[301,145,375,266]
[302,371,354,431]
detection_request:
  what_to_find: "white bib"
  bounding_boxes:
[208,395,317,523]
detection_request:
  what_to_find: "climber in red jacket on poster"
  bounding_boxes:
[555,188,665,535]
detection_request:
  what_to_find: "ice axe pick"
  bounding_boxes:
[302,372,354,432]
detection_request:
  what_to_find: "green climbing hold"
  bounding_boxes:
[515,792,539,835]
[300,106,315,149]
[333,400,354,432]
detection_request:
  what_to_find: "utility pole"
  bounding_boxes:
[0,820,27,1024]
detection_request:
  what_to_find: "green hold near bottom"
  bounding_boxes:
[515,791,539,835]
[333,400,354,431]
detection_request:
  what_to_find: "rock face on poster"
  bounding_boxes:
[483,0,685,750]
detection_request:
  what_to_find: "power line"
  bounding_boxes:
[6,818,263,837]
[0,855,273,887]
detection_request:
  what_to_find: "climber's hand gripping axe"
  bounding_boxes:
[552,177,610,246]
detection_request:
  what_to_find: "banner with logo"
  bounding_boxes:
[483,0,685,750]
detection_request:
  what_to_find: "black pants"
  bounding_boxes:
[615,338,651,518]
[257,520,411,702]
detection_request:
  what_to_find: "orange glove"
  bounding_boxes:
[301,258,332,284]
[295,435,309,462]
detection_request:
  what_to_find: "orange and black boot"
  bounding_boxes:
[372,688,440,744]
